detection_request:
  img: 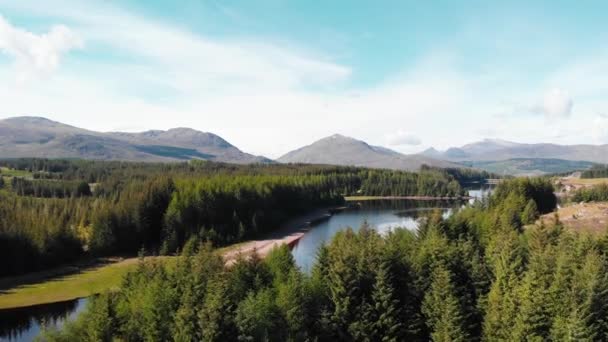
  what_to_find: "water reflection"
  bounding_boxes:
[291,199,464,272]
[0,298,87,342]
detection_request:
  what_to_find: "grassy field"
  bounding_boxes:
[564,177,608,186]
[0,258,145,309]
[0,242,265,310]
[0,167,33,178]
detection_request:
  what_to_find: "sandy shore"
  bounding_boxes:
[222,206,346,265]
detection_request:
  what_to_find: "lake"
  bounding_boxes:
[291,199,461,272]
[0,298,87,342]
[0,189,487,341]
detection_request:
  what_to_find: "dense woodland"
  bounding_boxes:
[581,165,608,179]
[43,177,608,341]
[0,159,473,276]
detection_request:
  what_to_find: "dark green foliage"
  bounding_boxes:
[46,178,608,341]
[422,265,469,342]
[581,165,608,178]
[490,177,556,214]
[11,177,92,198]
[571,183,608,202]
[0,158,466,276]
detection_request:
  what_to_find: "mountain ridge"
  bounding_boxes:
[422,139,608,164]
[278,134,459,171]
[0,116,270,163]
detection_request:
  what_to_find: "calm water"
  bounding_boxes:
[0,188,486,341]
[0,298,88,342]
[291,199,461,272]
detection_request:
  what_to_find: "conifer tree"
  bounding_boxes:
[422,265,468,342]
[370,261,403,342]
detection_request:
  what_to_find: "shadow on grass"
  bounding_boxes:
[0,257,126,295]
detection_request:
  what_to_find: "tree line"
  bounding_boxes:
[0,159,477,276]
[571,183,608,203]
[581,165,608,179]
[45,177,608,341]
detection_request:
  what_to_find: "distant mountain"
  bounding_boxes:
[278,134,459,171]
[422,139,608,164]
[459,158,596,176]
[0,116,270,163]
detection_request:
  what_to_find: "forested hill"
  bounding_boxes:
[43,177,608,342]
[581,165,608,178]
[0,159,478,276]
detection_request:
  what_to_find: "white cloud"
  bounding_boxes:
[592,114,608,144]
[0,14,82,82]
[1,1,608,158]
[386,130,422,146]
[541,88,573,119]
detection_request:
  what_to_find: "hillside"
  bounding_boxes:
[458,158,596,176]
[278,134,458,171]
[0,116,269,163]
[423,139,608,163]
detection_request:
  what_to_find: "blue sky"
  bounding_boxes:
[1,0,608,157]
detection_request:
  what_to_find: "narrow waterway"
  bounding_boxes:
[291,199,460,272]
[0,188,489,341]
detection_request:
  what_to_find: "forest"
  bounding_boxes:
[581,165,608,179]
[0,159,472,276]
[42,177,608,341]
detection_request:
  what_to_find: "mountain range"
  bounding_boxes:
[0,116,269,164]
[422,139,608,164]
[1,116,606,174]
[278,134,458,170]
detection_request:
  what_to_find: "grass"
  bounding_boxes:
[0,258,140,309]
[567,178,608,185]
[0,167,33,178]
[538,202,608,235]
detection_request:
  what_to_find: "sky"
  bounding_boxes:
[1,0,608,158]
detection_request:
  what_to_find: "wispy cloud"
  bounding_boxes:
[0,14,82,82]
[1,0,608,157]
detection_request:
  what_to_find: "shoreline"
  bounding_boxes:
[0,196,464,309]
[0,205,348,310]
[345,195,473,201]
[222,205,347,265]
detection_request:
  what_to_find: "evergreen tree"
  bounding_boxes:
[521,199,539,224]
[199,274,236,341]
[235,288,286,341]
[422,265,468,342]
[370,261,403,342]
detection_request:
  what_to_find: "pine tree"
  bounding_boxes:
[276,269,310,341]
[199,275,236,341]
[422,265,468,342]
[173,286,198,342]
[370,261,403,342]
[521,199,539,224]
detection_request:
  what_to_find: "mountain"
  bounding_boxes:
[0,116,270,163]
[278,134,459,171]
[460,158,596,176]
[422,139,608,164]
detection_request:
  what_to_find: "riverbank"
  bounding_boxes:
[345,195,472,201]
[0,205,348,309]
[222,205,347,265]
[0,258,141,309]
